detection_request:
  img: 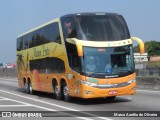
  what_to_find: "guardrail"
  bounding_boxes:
[0,68,17,78]
[0,68,160,90]
[136,76,160,90]
[136,69,160,76]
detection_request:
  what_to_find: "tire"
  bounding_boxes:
[23,82,28,93]
[62,82,71,102]
[28,82,34,95]
[53,82,62,100]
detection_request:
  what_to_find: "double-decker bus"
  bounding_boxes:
[16,12,144,101]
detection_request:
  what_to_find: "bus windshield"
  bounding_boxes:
[81,45,135,78]
[76,14,130,41]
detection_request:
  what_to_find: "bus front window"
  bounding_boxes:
[76,14,130,41]
[81,45,135,78]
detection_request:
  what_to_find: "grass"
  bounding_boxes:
[137,76,160,79]
[146,61,160,68]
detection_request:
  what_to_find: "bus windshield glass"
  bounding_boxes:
[76,14,130,41]
[81,45,134,78]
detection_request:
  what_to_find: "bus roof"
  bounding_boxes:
[60,12,120,19]
[17,18,60,38]
[17,12,120,38]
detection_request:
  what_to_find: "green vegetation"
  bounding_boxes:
[134,41,160,56]
[146,61,160,68]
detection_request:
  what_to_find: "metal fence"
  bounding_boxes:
[0,68,17,78]
[135,62,160,76]
[136,69,160,77]
[0,67,159,78]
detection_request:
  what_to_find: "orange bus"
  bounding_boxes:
[16,12,144,101]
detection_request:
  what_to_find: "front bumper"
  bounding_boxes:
[79,81,136,99]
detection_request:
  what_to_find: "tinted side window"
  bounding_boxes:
[34,22,61,44]
[49,58,65,73]
[29,22,61,48]
[46,22,60,43]
[30,57,65,73]
[17,37,23,51]
[61,17,81,73]
[23,34,31,49]
[61,17,77,39]
[18,22,61,50]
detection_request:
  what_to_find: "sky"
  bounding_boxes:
[0,0,160,63]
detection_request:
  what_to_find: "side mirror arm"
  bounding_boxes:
[131,37,144,54]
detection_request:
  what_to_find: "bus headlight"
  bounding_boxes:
[128,78,136,84]
[80,79,97,87]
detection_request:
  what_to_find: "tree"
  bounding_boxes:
[133,45,139,53]
[133,41,160,56]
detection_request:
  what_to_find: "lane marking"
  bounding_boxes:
[0,94,94,120]
[0,90,80,111]
[0,77,17,81]
[0,99,8,101]
[0,79,96,120]
[0,96,31,105]
[137,89,160,93]
[0,89,113,120]
[0,81,17,85]
[0,105,32,107]
[0,96,57,111]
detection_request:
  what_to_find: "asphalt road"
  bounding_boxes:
[0,77,160,120]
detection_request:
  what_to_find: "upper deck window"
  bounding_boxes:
[61,17,78,39]
[17,22,61,51]
[75,14,130,41]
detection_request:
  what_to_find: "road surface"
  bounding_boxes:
[0,77,160,120]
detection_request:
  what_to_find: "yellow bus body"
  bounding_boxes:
[17,13,144,100]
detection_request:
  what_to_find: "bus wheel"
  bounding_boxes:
[28,82,34,95]
[62,82,71,102]
[24,82,28,93]
[54,82,62,100]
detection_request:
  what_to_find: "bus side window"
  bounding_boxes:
[61,17,78,39]
[49,22,61,44]
[73,56,80,72]
[17,37,23,51]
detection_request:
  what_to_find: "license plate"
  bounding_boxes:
[108,90,118,95]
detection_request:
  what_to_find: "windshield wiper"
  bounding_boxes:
[87,72,107,77]
[128,70,133,73]
[87,72,95,77]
